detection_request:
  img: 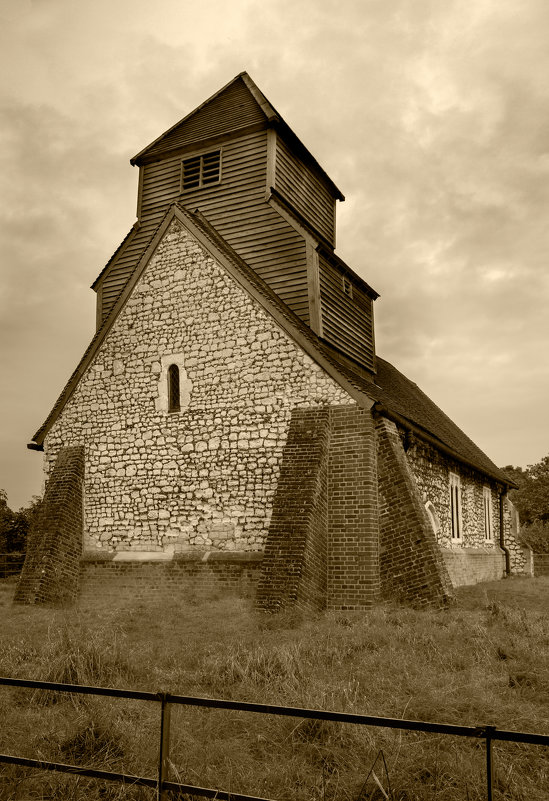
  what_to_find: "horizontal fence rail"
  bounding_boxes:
[1,676,548,800]
[0,553,25,578]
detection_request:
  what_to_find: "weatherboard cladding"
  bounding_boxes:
[34,200,510,493]
[97,215,165,324]
[319,253,376,372]
[96,75,358,343]
[274,136,336,245]
[98,129,310,325]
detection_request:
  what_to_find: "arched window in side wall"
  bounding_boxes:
[425,501,441,536]
[449,472,462,540]
[168,364,180,412]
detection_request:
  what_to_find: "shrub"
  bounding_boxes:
[519,520,549,553]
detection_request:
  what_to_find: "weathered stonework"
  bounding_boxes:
[404,436,525,581]
[44,220,353,556]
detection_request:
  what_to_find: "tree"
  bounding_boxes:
[0,490,41,554]
[503,458,549,526]
[503,457,549,553]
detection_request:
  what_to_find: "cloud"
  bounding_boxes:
[1,0,549,507]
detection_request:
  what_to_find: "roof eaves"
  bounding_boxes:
[369,357,514,487]
[372,400,511,487]
[267,187,332,248]
[130,71,345,202]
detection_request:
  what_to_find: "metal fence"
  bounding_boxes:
[0,553,24,578]
[0,676,548,800]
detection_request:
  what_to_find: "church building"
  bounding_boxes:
[18,73,523,609]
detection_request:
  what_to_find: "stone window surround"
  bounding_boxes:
[155,353,192,413]
[483,485,494,541]
[168,364,181,412]
[449,472,463,541]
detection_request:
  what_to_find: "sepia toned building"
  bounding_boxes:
[19,73,523,608]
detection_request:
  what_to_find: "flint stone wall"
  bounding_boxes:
[44,219,353,555]
[405,438,525,577]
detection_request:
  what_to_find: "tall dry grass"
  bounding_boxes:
[0,575,547,800]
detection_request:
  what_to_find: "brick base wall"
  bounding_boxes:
[533,553,549,577]
[440,548,506,586]
[256,408,330,611]
[79,551,262,605]
[375,417,454,606]
[327,406,379,609]
[257,405,380,612]
[14,446,84,605]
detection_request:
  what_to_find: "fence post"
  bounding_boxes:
[485,725,496,801]
[158,693,171,801]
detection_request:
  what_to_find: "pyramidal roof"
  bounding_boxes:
[130,71,344,200]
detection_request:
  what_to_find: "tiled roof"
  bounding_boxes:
[370,357,513,485]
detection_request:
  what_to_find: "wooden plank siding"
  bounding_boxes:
[98,216,164,323]
[137,77,266,162]
[178,131,309,323]
[97,130,310,325]
[319,254,375,372]
[274,137,336,246]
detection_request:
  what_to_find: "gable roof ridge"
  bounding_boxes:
[130,72,262,166]
[129,72,345,200]
[31,203,375,447]
[239,72,279,122]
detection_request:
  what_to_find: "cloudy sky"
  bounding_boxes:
[1,0,548,509]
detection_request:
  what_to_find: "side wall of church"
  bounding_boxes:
[405,438,526,584]
[44,219,354,555]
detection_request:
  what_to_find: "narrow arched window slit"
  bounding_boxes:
[168,364,180,412]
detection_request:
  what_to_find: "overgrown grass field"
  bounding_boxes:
[0,576,548,800]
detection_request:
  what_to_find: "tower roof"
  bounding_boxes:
[130,72,345,201]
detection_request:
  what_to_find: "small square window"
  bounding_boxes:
[182,150,221,191]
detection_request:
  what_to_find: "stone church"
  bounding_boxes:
[18,73,522,609]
